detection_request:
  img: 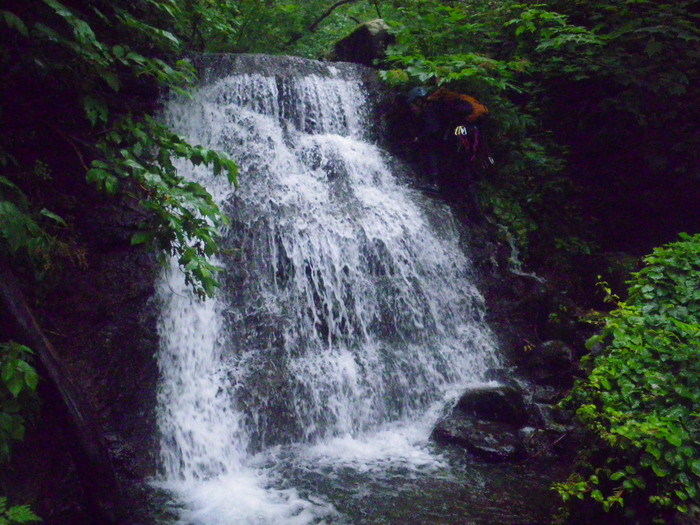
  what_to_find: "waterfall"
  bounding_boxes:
[155,55,500,524]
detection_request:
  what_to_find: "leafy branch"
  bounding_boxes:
[88,116,238,297]
[1,0,239,297]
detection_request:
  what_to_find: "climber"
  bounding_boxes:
[407,86,493,192]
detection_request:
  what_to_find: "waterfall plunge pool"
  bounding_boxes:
[155,417,566,524]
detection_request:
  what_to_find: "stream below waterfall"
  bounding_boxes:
[153,54,564,525]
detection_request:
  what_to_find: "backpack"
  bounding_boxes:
[427,88,489,122]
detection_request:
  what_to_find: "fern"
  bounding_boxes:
[0,498,41,524]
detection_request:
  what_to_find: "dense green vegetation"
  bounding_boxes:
[555,234,700,521]
[1,0,698,522]
[380,0,699,264]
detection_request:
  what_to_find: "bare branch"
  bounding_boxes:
[308,0,361,32]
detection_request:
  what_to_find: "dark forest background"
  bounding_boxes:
[1,1,699,523]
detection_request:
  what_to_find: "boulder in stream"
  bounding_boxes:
[431,385,530,462]
[432,412,526,461]
[334,19,395,66]
[455,385,529,427]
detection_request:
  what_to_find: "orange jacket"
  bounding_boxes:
[426,87,489,123]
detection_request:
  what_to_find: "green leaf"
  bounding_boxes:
[42,0,71,17]
[651,463,669,478]
[690,460,700,477]
[23,368,38,392]
[6,375,23,399]
[665,433,682,447]
[39,209,67,227]
[131,231,153,246]
[5,503,41,523]
[99,71,120,92]
[1,10,28,36]
[86,168,109,185]
[104,175,119,194]
[83,95,109,126]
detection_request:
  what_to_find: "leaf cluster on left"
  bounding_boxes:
[1,0,239,298]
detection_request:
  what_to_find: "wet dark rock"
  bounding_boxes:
[520,427,547,457]
[524,402,548,428]
[2,187,162,523]
[540,312,582,348]
[455,385,529,427]
[432,412,526,462]
[463,228,551,367]
[520,340,575,387]
[552,407,575,425]
[533,403,568,428]
[520,427,571,458]
[531,385,564,405]
[533,340,575,369]
[538,293,597,352]
[431,385,533,462]
[334,19,395,66]
[430,378,581,463]
[484,367,526,390]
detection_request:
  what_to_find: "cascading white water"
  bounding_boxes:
[156,55,500,524]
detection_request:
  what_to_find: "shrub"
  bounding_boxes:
[556,233,700,520]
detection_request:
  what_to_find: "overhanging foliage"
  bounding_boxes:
[1,0,238,298]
